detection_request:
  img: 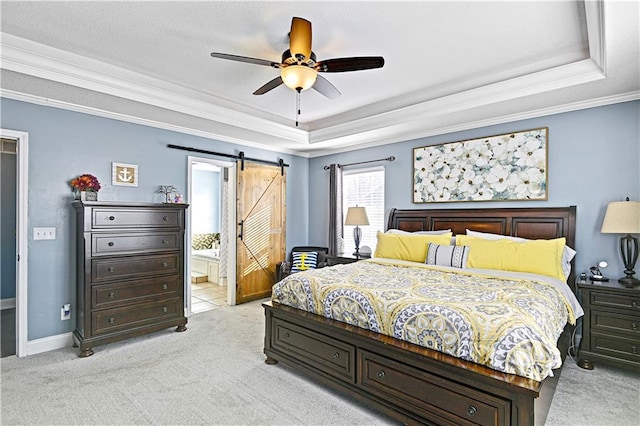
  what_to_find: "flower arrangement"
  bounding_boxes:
[70,174,101,192]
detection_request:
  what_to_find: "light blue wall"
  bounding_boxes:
[309,101,640,277]
[192,169,221,234]
[1,151,17,299]
[0,98,309,340]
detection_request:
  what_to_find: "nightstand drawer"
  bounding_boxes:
[590,291,640,311]
[591,333,640,362]
[591,310,640,336]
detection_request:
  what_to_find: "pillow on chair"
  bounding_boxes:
[290,251,318,273]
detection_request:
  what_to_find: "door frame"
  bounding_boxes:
[1,128,28,357]
[186,155,236,315]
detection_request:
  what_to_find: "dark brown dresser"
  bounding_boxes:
[577,278,640,371]
[73,201,188,357]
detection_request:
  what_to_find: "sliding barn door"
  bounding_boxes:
[236,162,286,304]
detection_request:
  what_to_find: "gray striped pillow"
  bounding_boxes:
[425,243,469,269]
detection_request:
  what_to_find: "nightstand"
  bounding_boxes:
[326,253,370,266]
[576,278,640,371]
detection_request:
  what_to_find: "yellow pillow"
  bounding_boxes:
[455,235,566,281]
[374,231,452,263]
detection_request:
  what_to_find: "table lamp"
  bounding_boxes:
[601,198,640,286]
[345,206,369,258]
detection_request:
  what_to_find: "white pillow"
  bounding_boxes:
[425,243,470,268]
[387,229,452,235]
[465,229,576,280]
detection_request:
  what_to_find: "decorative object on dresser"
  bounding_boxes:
[70,173,101,201]
[601,198,640,287]
[73,201,188,357]
[156,185,178,203]
[265,206,577,425]
[344,206,369,257]
[576,279,640,371]
[413,127,548,203]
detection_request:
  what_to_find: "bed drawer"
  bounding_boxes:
[92,232,181,255]
[92,275,182,308]
[91,254,180,283]
[92,208,182,228]
[271,317,356,383]
[91,298,182,336]
[358,350,510,426]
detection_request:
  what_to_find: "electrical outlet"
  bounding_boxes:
[34,227,56,240]
[61,304,71,320]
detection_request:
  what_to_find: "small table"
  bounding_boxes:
[326,253,371,266]
[576,277,640,371]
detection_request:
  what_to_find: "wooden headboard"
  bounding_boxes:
[387,206,577,284]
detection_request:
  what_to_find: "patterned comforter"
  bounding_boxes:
[272,258,582,381]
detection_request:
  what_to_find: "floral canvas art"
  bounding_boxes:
[413,127,548,203]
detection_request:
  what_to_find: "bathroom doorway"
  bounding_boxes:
[186,156,236,316]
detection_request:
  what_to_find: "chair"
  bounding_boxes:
[276,246,329,282]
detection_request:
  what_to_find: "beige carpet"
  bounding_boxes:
[1,299,638,425]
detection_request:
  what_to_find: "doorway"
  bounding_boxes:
[0,129,28,357]
[186,156,236,316]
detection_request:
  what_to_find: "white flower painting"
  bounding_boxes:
[413,128,548,203]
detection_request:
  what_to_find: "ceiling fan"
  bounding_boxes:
[210,17,385,100]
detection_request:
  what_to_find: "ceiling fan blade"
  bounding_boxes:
[210,52,280,68]
[315,57,385,73]
[289,17,312,61]
[312,75,341,99]
[253,76,284,95]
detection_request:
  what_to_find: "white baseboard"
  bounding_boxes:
[1,298,16,310]
[26,332,74,356]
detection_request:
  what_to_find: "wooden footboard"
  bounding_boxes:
[264,301,568,425]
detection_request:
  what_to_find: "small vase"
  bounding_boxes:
[77,191,98,201]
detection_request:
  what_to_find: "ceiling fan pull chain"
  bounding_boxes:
[295,88,301,127]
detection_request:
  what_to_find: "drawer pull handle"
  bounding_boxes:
[108,242,114,247]
[162,240,168,245]
[108,292,116,298]
[331,352,340,360]
[108,216,115,221]
[282,332,289,339]
[633,301,638,309]
[162,216,168,221]
[467,405,477,417]
[108,317,115,324]
[162,283,168,290]
[162,307,168,313]
[632,346,638,354]
[108,267,115,273]
[376,370,385,379]
[162,262,168,267]
[632,322,638,330]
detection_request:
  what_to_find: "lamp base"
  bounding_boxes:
[619,275,640,287]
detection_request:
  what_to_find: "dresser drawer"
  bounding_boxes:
[271,317,355,383]
[590,332,640,362]
[92,232,181,255]
[91,298,183,335]
[591,310,640,336]
[92,208,182,228]
[92,254,180,283]
[590,291,640,312]
[92,275,182,308]
[358,350,510,426]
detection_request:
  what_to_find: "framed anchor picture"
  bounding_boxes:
[112,162,139,187]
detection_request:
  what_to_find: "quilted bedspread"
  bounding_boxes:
[272,258,581,381]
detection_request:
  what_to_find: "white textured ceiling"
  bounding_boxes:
[0,1,638,156]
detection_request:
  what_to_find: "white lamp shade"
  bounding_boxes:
[345,206,369,226]
[601,201,640,234]
[280,65,317,91]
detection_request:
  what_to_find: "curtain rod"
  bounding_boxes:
[323,156,395,170]
[167,144,289,175]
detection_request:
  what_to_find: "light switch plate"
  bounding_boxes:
[33,227,56,240]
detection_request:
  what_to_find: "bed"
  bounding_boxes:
[263,206,578,425]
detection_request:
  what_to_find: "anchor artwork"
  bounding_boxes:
[112,162,139,187]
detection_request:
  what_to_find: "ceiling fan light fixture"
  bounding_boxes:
[281,65,317,91]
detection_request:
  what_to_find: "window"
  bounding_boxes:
[342,166,385,255]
